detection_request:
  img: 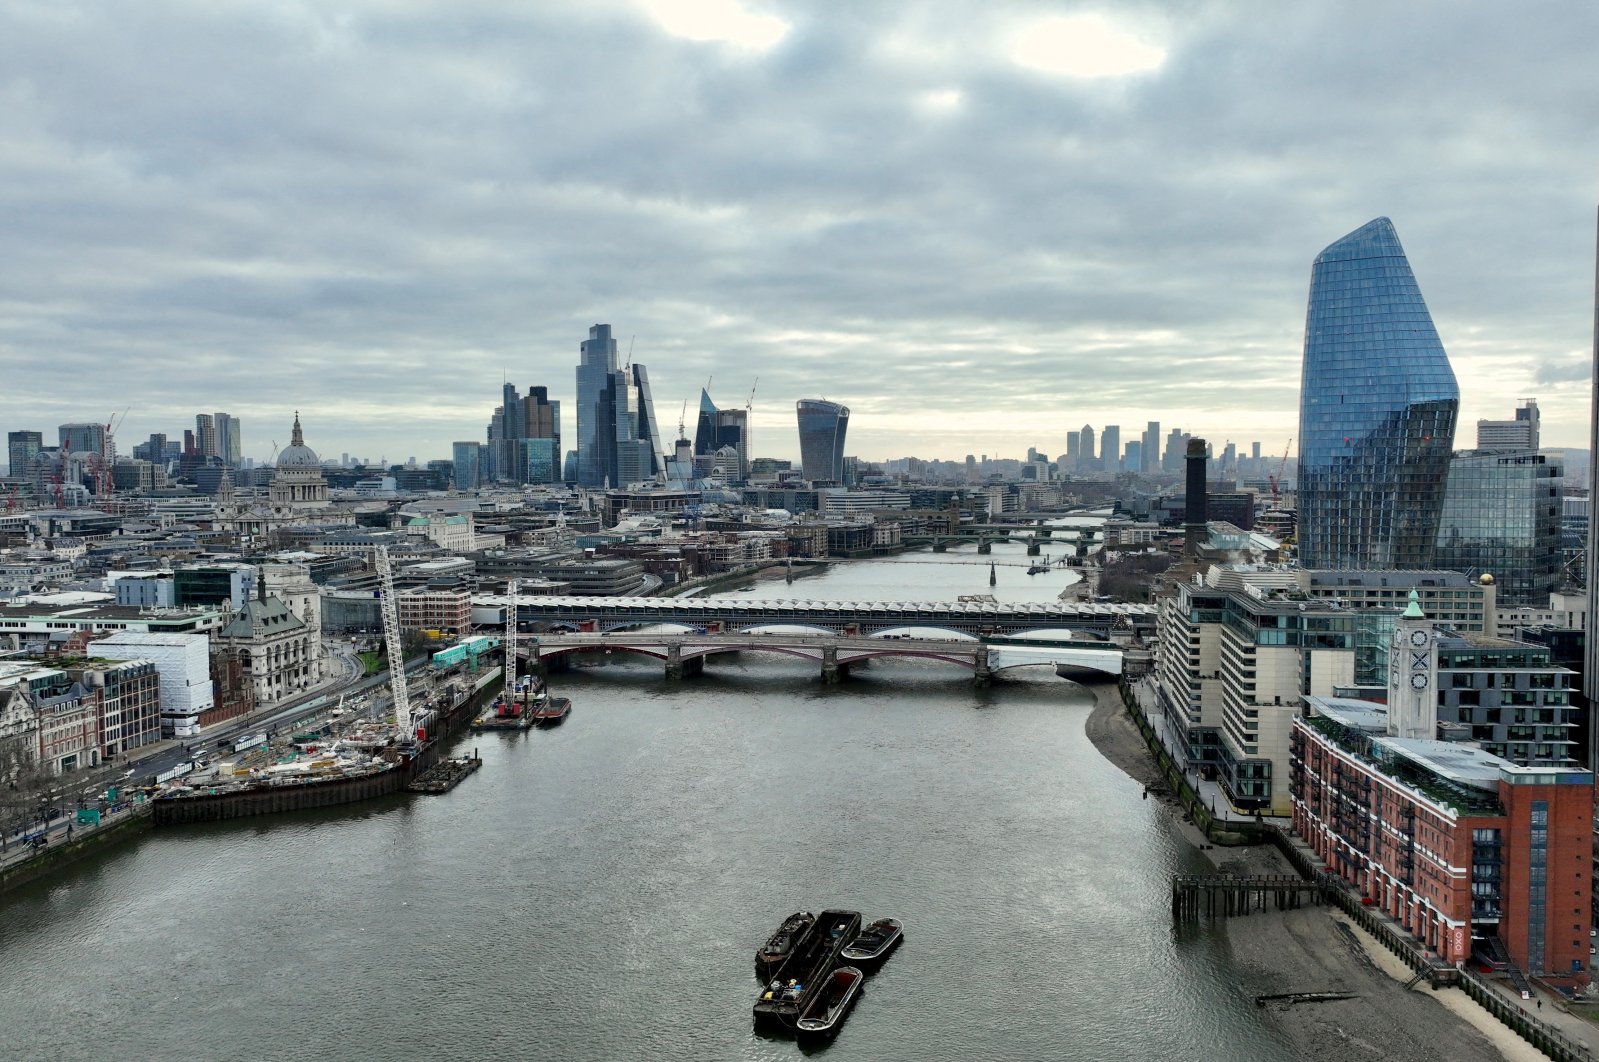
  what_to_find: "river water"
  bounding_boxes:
[0,539,1291,1061]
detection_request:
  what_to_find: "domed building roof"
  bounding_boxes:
[277,413,321,469]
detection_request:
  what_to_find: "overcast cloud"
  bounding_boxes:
[2,0,1596,464]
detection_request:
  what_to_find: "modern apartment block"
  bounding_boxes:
[1297,217,1459,569]
[1294,695,1592,978]
[1435,449,1563,607]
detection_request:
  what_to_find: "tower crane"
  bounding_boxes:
[503,577,520,707]
[1268,437,1293,507]
[372,545,414,738]
[744,377,757,467]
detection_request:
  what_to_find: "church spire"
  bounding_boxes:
[291,412,305,448]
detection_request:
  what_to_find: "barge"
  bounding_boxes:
[753,908,861,1031]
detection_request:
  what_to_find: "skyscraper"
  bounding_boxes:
[694,389,749,479]
[1079,424,1096,468]
[576,324,617,488]
[1435,450,1562,606]
[1297,217,1459,569]
[8,431,41,477]
[59,422,106,455]
[796,399,849,483]
[489,383,561,484]
[1476,399,1541,452]
[1101,425,1120,474]
[194,414,217,459]
[453,442,483,491]
[1142,421,1159,473]
[574,324,664,488]
[1584,207,1599,768]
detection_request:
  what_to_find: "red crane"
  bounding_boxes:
[1268,438,1293,507]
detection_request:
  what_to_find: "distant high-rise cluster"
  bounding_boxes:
[575,324,665,489]
[485,382,561,486]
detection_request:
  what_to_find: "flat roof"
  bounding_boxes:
[1376,736,1507,791]
[1305,695,1390,733]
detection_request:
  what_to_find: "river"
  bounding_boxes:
[0,539,1291,1061]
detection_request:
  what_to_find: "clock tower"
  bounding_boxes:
[1387,589,1438,740]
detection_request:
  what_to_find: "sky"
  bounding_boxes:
[3,1,1597,467]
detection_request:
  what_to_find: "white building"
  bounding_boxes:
[93,631,215,738]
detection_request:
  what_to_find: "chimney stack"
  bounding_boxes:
[1185,438,1208,556]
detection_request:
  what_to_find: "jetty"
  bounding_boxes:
[406,753,482,794]
[1171,874,1323,922]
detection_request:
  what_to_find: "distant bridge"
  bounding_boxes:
[527,631,1125,684]
[483,594,1157,640]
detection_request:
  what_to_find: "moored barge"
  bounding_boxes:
[753,908,861,1031]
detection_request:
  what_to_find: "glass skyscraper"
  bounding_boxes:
[1297,217,1459,569]
[575,323,664,488]
[796,399,849,483]
[1436,450,1562,606]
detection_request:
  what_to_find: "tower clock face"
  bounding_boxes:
[1410,672,1429,690]
[1409,628,1428,647]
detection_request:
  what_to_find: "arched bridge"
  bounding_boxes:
[482,594,1156,640]
[527,631,1126,684]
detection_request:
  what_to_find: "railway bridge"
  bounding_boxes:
[527,631,1128,684]
[480,594,1156,641]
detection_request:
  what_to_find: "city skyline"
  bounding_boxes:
[2,4,1596,462]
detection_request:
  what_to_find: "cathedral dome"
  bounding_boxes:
[277,413,321,469]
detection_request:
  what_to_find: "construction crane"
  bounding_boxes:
[503,577,520,707]
[744,377,757,466]
[372,546,414,738]
[1268,437,1293,507]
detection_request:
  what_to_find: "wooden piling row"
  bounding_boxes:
[1170,874,1325,923]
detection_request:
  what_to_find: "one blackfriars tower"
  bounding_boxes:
[1296,217,1459,568]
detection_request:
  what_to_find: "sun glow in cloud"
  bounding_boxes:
[1010,12,1166,78]
[633,0,789,50]
[917,88,964,114]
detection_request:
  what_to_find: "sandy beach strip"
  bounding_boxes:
[1082,680,1523,1061]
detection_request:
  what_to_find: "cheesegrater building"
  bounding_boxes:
[1297,217,1459,569]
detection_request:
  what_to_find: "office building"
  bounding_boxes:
[452,442,483,491]
[1079,425,1096,469]
[1435,450,1563,607]
[194,414,217,459]
[7,430,41,477]
[1588,206,1599,770]
[1142,421,1159,474]
[694,389,750,479]
[1298,217,1459,569]
[796,400,850,484]
[1123,440,1142,472]
[1101,425,1120,474]
[575,324,663,488]
[489,383,561,484]
[58,422,106,455]
[1477,400,1540,452]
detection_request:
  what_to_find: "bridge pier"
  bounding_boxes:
[1026,538,1041,556]
[977,540,992,555]
[821,645,849,684]
[665,644,704,680]
[932,538,948,553]
[973,647,991,687]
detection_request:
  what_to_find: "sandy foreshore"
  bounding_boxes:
[1083,681,1533,1061]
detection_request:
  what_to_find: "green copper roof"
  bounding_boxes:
[1402,589,1426,619]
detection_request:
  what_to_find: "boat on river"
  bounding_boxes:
[840,917,902,967]
[753,908,861,1030]
[795,966,864,1041]
[755,910,816,980]
[532,694,572,726]
[472,676,542,731]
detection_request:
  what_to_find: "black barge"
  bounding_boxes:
[753,908,861,1031]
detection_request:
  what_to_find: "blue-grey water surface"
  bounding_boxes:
[0,542,1290,1061]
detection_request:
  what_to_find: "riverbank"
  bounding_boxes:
[1082,682,1528,1061]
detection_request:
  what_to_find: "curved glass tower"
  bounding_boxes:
[1297,217,1459,569]
[796,399,849,483]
